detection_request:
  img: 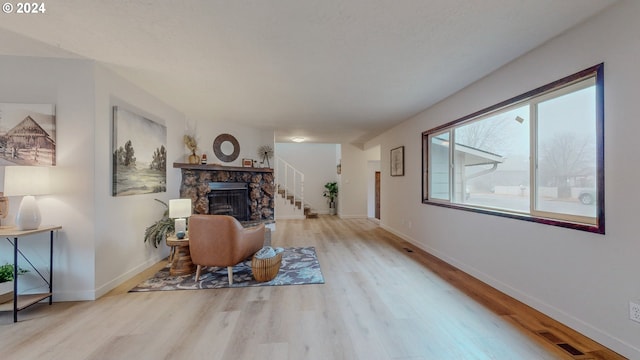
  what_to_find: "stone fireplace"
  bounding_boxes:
[175,163,274,223]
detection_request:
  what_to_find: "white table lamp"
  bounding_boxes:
[169,198,192,235]
[3,166,51,230]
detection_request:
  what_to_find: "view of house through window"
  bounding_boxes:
[453,104,530,213]
[423,64,603,233]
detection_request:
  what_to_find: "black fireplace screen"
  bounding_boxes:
[208,182,249,221]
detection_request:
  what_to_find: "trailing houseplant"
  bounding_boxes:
[323,182,338,215]
[0,263,28,303]
[0,263,28,283]
[144,199,174,248]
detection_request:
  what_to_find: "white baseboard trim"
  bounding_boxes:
[53,290,96,302]
[275,214,305,220]
[93,255,165,299]
[379,223,640,359]
[47,254,166,302]
[338,214,367,219]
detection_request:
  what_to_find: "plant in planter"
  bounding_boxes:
[0,263,28,304]
[323,182,338,215]
[144,199,175,248]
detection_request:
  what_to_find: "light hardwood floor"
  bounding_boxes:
[0,216,625,359]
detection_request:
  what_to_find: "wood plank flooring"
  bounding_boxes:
[0,216,626,359]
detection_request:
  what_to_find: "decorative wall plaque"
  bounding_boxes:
[213,133,240,162]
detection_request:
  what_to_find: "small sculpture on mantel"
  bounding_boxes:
[184,134,200,164]
[257,145,274,168]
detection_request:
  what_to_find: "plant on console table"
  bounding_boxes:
[323,182,338,215]
[0,263,28,304]
[144,199,175,248]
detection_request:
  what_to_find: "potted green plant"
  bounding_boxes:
[144,199,175,248]
[323,182,338,215]
[0,263,28,304]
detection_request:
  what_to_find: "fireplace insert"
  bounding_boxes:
[207,182,249,221]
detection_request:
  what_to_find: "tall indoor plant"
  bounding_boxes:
[323,181,338,215]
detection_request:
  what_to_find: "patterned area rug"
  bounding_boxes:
[129,247,324,292]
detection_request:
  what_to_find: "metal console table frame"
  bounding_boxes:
[0,225,61,322]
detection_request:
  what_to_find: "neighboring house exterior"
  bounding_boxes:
[430,136,504,201]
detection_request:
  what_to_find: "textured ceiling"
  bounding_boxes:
[0,0,617,145]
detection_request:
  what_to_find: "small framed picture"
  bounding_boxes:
[242,158,253,167]
[390,146,404,176]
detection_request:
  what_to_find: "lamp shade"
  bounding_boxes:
[169,199,191,235]
[169,199,192,218]
[3,166,51,196]
[3,166,51,230]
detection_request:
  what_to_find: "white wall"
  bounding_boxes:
[339,144,380,219]
[275,143,339,213]
[366,1,640,357]
[0,56,187,301]
[93,65,185,298]
[188,119,274,168]
[0,56,97,300]
[0,53,271,300]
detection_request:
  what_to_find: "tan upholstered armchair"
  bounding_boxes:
[188,214,265,284]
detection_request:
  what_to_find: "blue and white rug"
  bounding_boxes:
[129,247,324,292]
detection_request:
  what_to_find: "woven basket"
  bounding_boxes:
[251,252,282,282]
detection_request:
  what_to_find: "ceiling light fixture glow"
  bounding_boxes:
[291,137,305,143]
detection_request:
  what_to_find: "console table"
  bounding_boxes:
[0,225,61,322]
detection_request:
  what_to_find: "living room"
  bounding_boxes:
[1,0,640,358]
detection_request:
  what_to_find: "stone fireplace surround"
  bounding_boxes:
[174,163,275,224]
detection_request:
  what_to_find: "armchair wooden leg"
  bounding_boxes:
[227,266,233,285]
[195,265,202,281]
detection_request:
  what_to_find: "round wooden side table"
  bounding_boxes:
[166,235,195,276]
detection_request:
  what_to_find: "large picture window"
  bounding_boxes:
[422,64,604,233]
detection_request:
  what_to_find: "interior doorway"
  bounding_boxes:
[375,171,380,219]
[366,157,381,220]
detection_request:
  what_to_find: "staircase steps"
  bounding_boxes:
[304,205,318,219]
[277,183,317,219]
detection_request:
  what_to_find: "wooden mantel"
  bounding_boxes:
[173,163,273,173]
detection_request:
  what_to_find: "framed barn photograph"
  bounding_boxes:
[390,146,404,176]
[112,106,167,196]
[0,103,56,166]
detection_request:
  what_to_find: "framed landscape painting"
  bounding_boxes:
[0,103,56,166]
[112,106,167,196]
